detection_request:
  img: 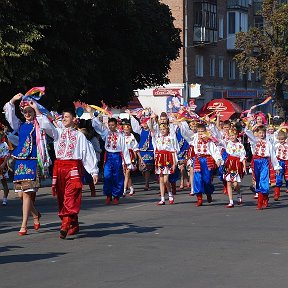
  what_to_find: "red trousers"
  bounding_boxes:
[52,159,83,218]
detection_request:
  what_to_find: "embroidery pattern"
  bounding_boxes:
[14,163,35,176]
[18,136,31,158]
[57,129,77,158]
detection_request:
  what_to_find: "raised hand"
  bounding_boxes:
[11,93,24,104]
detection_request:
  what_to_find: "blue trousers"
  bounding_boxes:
[276,159,288,188]
[254,158,270,194]
[218,149,228,181]
[193,157,214,195]
[169,166,179,183]
[103,152,124,198]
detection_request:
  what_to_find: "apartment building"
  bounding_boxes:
[136,0,268,112]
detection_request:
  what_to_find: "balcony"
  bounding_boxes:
[227,0,249,10]
[193,1,217,45]
[193,26,217,44]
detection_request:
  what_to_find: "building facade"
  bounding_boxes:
[137,0,269,112]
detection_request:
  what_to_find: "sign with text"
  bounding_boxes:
[153,88,181,97]
[224,90,257,98]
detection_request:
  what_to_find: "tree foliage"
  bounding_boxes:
[0,0,181,110]
[234,0,288,116]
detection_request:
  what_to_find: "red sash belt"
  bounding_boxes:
[194,154,215,172]
[52,159,83,196]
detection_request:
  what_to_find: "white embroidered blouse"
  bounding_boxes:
[36,115,99,176]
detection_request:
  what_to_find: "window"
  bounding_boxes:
[210,57,215,77]
[247,71,252,81]
[229,61,236,80]
[193,1,218,44]
[254,15,263,28]
[218,16,224,39]
[239,70,243,80]
[195,55,204,77]
[255,70,261,81]
[228,12,236,34]
[218,57,224,78]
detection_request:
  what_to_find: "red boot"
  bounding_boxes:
[263,194,269,208]
[67,215,79,236]
[60,216,71,239]
[196,194,203,207]
[171,183,177,195]
[256,192,264,210]
[274,187,280,201]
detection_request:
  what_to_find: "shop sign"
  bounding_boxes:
[224,90,257,98]
[153,88,181,97]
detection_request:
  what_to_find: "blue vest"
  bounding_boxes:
[13,122,38,182]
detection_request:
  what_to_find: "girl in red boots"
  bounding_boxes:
[222,127,246,208]
[151,123,179,205]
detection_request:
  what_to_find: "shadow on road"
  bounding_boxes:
[0,251,66,264]
[75,222,162,239]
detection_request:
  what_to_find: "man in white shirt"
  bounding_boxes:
[32,103,99,239]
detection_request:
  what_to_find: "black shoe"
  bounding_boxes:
[207,194,213,203]
[59,229,68,239]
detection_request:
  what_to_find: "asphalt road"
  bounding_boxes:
[1,175,288,288]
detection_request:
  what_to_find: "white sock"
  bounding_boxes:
[161,196,165,202]
[168,191,173,197]
[229,200,234,205]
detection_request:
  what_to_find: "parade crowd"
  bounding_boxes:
[1,90,288,239]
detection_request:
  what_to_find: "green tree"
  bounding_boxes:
[235,0,288,116]
[0,0,181,110]
[0,0,45,84]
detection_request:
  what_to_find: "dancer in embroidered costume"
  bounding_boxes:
[273,129,288,200]
[4,93,44,235]
[222,127,246,207]
[121,118,143,197]
[129,110,155,191]
[191,123,222,206]
[151,123,179,205]
[244,122,281,210]
[86,105,131,205]
[35,105,99,238]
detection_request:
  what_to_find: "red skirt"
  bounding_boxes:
[155,150,174,174]
[224,155,244,179]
